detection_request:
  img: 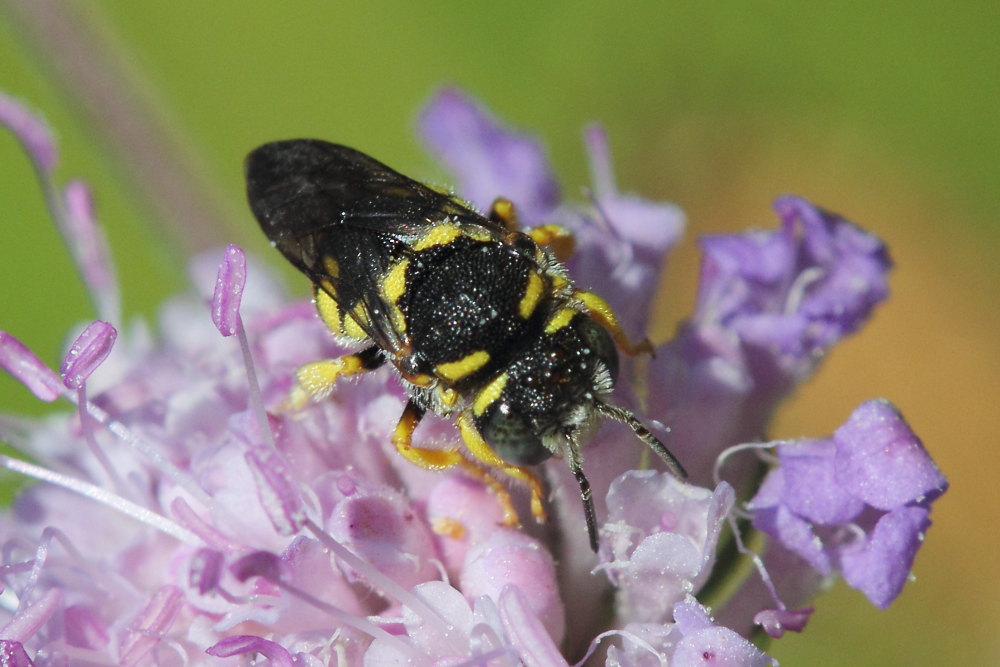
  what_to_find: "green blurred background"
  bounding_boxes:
[1,2,996,664]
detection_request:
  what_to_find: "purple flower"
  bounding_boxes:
[748,399,947,608]
[695,196,891,388]
[419,90,685,337]
[647,196,892,484]
[0,88,945,665]
[419,87,562,224]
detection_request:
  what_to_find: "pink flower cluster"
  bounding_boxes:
[0,89,945,665]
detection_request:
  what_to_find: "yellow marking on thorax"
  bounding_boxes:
[315,287,343,334]
[436,349,490,381]
[465,228,494,242]
[544,307,576,334]
[518,271,544,319]
[383,259,410,303]
[323,256,340,278]
[473,372,508,416]
[413,223,463,251]
[381,259,411,335]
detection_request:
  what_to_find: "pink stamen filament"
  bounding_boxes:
[74,384,128,494]
[0,454,199,545]
[272,578,421,662]
[576,629,665,667]
[302,517,461,653]
[63,390,213,508]
[714,441,788,611]
[235,317,277,450]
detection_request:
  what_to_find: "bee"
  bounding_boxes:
[245,139,685,551]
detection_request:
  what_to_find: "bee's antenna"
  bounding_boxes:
[596,403,687,479]
[565,435,600,552]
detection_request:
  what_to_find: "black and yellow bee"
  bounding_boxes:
[245,139,685,551]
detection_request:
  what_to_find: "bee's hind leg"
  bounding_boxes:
[285,345,384,410]
[391,400,524,528]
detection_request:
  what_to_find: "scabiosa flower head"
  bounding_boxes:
[0,88,945,665]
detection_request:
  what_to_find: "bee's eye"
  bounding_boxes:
[575,317,619,383]
[479,403,552,466]
[506,231,538,257]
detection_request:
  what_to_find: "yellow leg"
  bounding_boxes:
[392,401,521,527]
[285,346,383,409]
[576,290,654,357]
[489,197,519,231]
[456,413,547,524]
[490,197,574,262]
[526,224,575,262]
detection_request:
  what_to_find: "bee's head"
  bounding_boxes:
[473,312,619,466]
[471,310,686,552]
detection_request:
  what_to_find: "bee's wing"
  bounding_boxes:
[245,139,503,357]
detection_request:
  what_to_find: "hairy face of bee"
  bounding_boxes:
[476,314,619,465]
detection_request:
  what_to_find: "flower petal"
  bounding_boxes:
[118,586,183,666]
[833,399,948,510]
[328,486,437,590]
[463,531,565,645]
[672,598,776,667]
[584,124,684,253]
[63,604,110,650]
[603,472,734,623]
[753,606,813,638]
[775,439,865,525]
[419,87,560,223]
[751,500,832,575]
[245,446,305,536]
[695,197,892,385]
[498,585,569,667]
[838,505,931,609]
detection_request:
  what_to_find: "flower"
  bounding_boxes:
[604,597,775,667]
[748,399,947,608]
[0,88,945,665]
[599,471,735,624]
